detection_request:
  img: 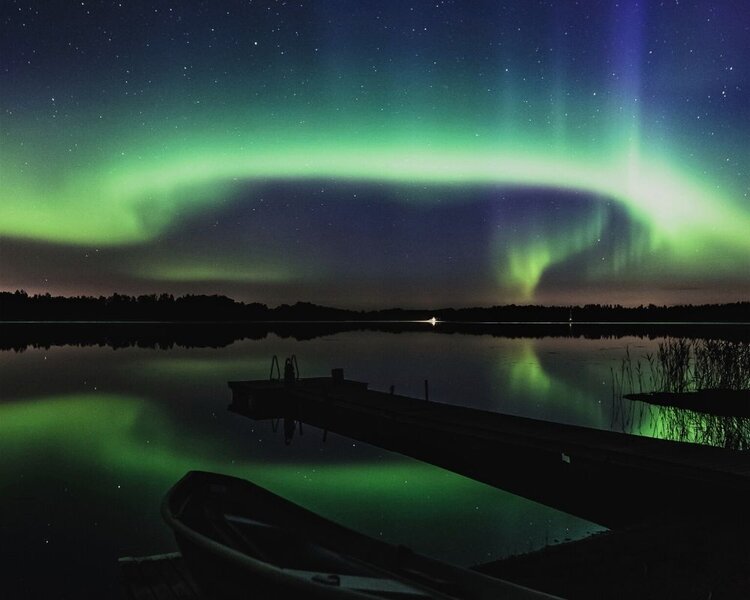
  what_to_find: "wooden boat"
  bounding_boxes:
[162,471,562,599]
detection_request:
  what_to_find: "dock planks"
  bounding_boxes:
[229,374,750,528]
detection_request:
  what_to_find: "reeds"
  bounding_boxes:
[654,406,750,451]
[633,338,749,394]
[611,338,750,450]
[692,339,750,391]
[610,348,650,432]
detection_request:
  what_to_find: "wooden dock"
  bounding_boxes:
[229,371,750,529]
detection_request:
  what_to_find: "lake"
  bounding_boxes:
[0,325,740,597]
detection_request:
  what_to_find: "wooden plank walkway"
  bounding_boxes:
[119,553,204,600]
[317,385,750,478]
[229,373,750,528]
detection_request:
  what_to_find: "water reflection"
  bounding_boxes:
[613,395,750,450]
[1,332,612,597]
[492,337,617,428]
[5,329,742,596]
[1,391,595,545]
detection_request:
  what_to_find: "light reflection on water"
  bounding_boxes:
[0,330,727,596]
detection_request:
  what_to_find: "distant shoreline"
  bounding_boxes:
[2,320,748,352]
[2,319,749,325]
[2,291,748,324]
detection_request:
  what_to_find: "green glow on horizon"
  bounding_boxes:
[140,261,297,284]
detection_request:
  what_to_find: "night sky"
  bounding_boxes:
[1,1,748,307]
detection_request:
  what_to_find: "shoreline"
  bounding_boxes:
[475,515,750,599]
[3,320,749,352]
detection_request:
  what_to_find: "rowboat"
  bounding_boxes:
[162,471,562,599]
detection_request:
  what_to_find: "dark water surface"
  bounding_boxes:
[1,326,737,598]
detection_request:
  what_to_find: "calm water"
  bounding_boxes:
[0,327,733,598]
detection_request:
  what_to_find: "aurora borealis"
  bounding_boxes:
[1,1,748,306]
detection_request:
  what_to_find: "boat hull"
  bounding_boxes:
[162,471,562,600]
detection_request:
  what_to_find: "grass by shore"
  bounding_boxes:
[615,338,749,396]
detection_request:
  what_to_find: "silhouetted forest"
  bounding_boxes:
[1,290,748,323]
[1,290,749,323]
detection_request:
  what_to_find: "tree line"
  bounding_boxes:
[1,290,748,323]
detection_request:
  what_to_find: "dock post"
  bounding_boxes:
[425,379,429,401]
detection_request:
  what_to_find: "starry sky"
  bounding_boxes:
[1,1,748,308]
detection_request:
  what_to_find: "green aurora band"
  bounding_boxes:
[2,2,747,302]
[3,132,748,299]
[3,136,746,248]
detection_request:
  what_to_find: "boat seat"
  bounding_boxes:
[223,513,375,574]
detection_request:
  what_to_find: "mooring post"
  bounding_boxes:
[424,379,429,401]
